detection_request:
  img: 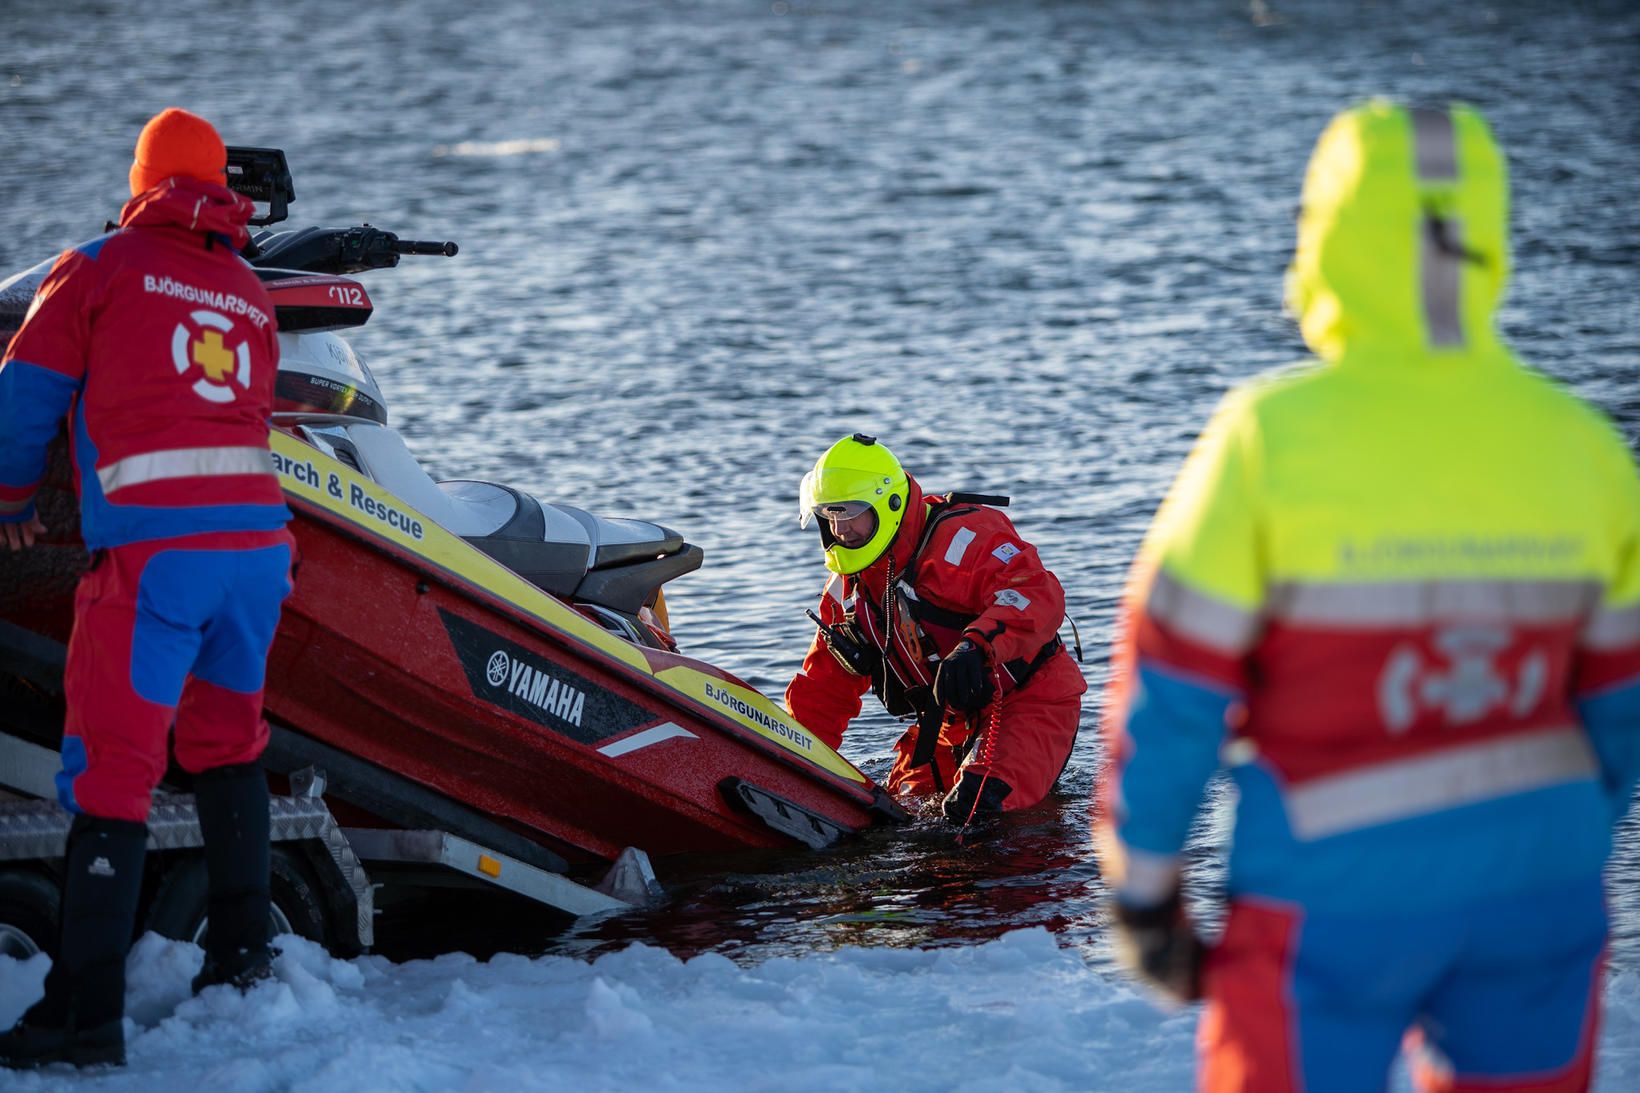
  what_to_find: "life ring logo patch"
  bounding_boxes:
[172,309,250,403]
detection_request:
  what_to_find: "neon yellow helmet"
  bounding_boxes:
[798,434,910,574]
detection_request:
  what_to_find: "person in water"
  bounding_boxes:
[786,433,1085,822]
[0,108,295,1069]
[1095,99,1640,1090]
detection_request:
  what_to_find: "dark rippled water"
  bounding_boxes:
[3,0,1637,968]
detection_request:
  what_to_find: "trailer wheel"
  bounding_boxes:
[145,847,328,949]
[0,869,61,960]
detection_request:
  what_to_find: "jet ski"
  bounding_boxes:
[0,147,906,872]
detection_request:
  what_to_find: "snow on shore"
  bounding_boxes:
[2,930,1636,1091]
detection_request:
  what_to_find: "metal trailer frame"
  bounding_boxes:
[341,829,653,917]
[0,732,374,952]
[0,714,658,960]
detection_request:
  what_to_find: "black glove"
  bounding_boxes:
[933,640,994,713]
[941,769,1013,823]
[1109,890,1206,1005]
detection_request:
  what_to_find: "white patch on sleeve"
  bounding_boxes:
[992,543,1021,565]
[994,588,1032,611]
[943,527,977,566]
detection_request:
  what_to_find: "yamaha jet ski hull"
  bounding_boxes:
[0,437,901,865]
[263,429,900,863]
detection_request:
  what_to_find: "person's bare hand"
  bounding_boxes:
[1,514,47,551]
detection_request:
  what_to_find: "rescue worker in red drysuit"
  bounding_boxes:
[0,109,294,1070]
[786,434,1085,821]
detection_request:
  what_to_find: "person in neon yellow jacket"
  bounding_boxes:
[1095,100,1640,1091]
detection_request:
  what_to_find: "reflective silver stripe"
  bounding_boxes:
[1420,216,1466,349]
[1266,579,1601,628]
[96,446,274,494]
[1412,106,1466,349]
[597,722,697,758]
[944,527,976,566]
[1284,727,1597,840]
[1582,602,1640,651]
[1410,107,1458,181]
[1144,568,1262,655]
[0,496,33,515]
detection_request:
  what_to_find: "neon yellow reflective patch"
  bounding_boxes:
[1149,352,1637,613]
[1244,369,1616,585]
[655,666,867,783]
[269,430,652,673]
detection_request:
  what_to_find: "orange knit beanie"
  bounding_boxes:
[129,108,226,197]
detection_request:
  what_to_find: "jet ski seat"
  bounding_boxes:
[295,420,701,613]
[436,479,699,607]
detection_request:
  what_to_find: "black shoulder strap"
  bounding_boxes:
[901,593,977,631]
[893,498,968,602]
[908,499,979,568]
[943,492,1010,507]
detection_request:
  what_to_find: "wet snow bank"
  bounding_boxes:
[2,930,1636,1091]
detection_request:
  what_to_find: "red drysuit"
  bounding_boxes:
[787,477,1085,811]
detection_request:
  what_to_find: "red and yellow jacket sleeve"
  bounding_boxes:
[0,248,96,522]
[785,575,871,751]
[1096,391,1264,904]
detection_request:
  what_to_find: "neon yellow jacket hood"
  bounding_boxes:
[1133,99,1640,624]
[1285,99,1510,362]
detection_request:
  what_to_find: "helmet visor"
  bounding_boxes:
[812,500,874,522]
[814,501,878,548]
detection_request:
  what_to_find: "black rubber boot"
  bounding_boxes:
[190,762,274,994]
[0,814,146,1070]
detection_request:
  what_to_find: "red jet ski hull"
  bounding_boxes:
[0,434,903,867]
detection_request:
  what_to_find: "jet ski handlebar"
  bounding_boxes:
[225,146,458,273]
[246,223,459,275]
[394,238,460,257]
